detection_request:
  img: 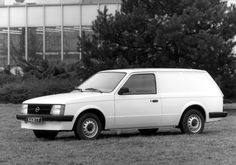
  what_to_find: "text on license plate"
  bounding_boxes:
[27,117,42,123]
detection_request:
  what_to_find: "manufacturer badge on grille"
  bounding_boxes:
[35,107,40,113]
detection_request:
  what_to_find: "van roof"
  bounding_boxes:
[101,68,206,74]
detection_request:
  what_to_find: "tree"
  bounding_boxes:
[78,0,236,98]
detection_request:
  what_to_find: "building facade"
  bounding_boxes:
[0,0,120,66]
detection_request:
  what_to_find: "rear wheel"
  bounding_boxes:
[138,128,159,135]
[180,109,204,134]
[33,130,58,139]
[74,113,102,140]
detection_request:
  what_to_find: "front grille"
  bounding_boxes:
[28,104,52,115]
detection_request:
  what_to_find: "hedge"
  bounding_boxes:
[0,77,80,104]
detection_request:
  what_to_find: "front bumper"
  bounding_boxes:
[16,114,74,122]
[209,112,227,118]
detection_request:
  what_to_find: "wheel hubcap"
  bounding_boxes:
[82,118,98,138]
[187,114,202,133]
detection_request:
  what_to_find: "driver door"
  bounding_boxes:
[114,73,162,128]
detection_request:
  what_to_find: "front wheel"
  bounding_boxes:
[33,130,58,139]
[180,109,204,134]
[74,113,102,140]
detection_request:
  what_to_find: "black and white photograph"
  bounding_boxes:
[0,0,236,164]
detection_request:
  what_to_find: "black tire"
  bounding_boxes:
[138,128,159,135]
[179,109,204,134]
[74,113,102,140]
[33,130,58,139]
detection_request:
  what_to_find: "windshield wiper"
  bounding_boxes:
[74,87,83,92]
[85,88,103,93]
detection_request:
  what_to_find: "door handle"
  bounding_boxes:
[150,99,158,103]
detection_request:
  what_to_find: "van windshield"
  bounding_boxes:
[77,72,126,93]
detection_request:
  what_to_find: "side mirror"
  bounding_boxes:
[118,87,130,95]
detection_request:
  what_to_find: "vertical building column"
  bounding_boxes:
[61,4,64,61]
[98,2,100,11]
[117,3,120,11]
[79,3,82,60]
[25,5,28,61]
[7,6,10,65]
[43,5,46,60]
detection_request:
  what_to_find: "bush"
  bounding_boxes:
[0,74,20,87]
[221,75,236,100]
[18,58,78,79]
[0,60,84,104]
[0,77,80,104]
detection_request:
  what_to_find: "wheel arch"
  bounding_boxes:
[178,104,206,127]
[73,108,106,131]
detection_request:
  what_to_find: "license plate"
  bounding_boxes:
[27,117,42,124]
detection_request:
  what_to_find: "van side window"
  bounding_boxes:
[121,74,156,95]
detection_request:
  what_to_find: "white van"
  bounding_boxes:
[16,69,227,140]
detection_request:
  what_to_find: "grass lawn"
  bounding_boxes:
[1,104,236,165]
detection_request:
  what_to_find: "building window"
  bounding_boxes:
[63,26,80,63]
[45,27,61,63]
[82,26,93,38]
[0,3,121,67]
[0,28,8,66]
[28,27,43,61]
[10,27,25,65]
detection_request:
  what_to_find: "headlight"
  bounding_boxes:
[50,105,65,115]
[21,104,28,114]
